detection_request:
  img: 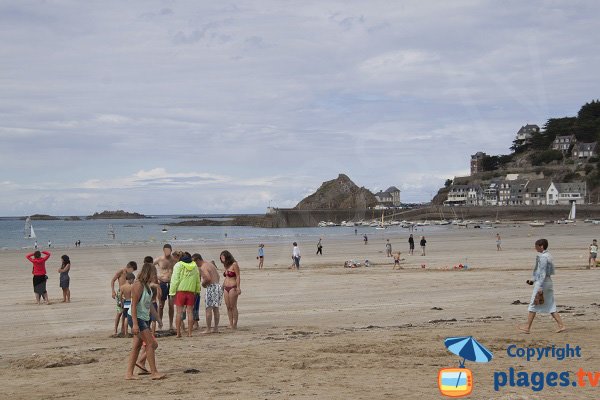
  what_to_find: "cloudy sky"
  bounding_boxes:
[1,1,599,216]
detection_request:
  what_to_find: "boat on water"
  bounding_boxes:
[529,221,545,227]
[318,221,327,227]
[161,227,168,233]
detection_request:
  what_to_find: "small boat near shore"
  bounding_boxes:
[529,221,545,227]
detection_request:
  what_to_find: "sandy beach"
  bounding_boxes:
[1,224,600,399]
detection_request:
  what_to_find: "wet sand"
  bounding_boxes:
[1,223,599,399]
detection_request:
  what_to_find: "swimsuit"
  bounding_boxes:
[123,299,132,315]
[223,269,237,278]
[115,290,123,312]
[205,283,223,307]
[224,285,237,293]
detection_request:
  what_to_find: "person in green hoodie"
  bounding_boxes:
[169,251,201,338]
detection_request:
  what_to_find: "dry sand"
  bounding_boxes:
[1,224,600,399]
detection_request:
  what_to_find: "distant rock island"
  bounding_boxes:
[22,214,61,221]
[295,174,377,210]
[87,210,147,219]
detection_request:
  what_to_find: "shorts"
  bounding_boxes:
[293,256,300,268]
[33,275,47,295]
[159,281,170,302]
[115,290,122,313]
[591,252,597,259]
[193,294,200,321]
[174,291,196,307]
[205,283,223,308]
[60,275,70,289]
[127,316,150,332]
[123,300,131,317]
[394,260,400,265]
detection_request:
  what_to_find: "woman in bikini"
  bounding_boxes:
[220,250,241,330]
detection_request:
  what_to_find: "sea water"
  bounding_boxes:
[0,216,452,250]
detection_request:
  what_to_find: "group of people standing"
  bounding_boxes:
[108,244,243,380]
[25,251,71,305]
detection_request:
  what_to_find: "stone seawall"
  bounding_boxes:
[267,205,600,227]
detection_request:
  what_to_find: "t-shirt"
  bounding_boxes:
[420,239,427,246]
[258,247,264,257]
[591,244,598,254]
[293,246,300,258]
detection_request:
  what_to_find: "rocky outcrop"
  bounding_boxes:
[295,174,377,210]
[87,210,147,219]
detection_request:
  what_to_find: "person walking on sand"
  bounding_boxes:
[257,244,264,269]
[316,238,323,255]
[385,239,392,257]
[496,233,502,251]
[221,250,241,330]
[518,239,565,334]
[420,236,427,256]
[408,234,415,255]
[125,263,164,380]
[58,255,71,303]
[194,253,223,333]
[169,251,200,338]
[26,250,51,305]
[588,239,598,269]
[292,242,301,270]
[153,244,177,331]
[363,234,368,245]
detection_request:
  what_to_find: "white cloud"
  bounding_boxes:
[0,1,599,215]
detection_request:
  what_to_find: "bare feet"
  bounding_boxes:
[125,375,140,380]
[517,326,530,334]
[211,327,219,334]
[200,329,211,335]
[556,325,566,333]
[151,373,166,380]
[176,334,182,338]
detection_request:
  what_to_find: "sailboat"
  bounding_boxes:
[108,224,116,239]
[24,216,36,239]
[567,202,576,222]
[375,211,386,229]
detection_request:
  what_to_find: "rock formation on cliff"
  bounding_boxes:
[294,174,377,210]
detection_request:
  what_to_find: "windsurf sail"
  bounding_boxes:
[108,224,116,239]
[24,217,37,239]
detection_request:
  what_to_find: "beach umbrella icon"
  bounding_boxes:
[444,336,493,367]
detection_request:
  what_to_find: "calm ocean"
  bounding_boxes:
[0,215,390,250]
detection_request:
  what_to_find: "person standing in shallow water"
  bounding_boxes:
[26,250,51,305]
[408,234,415,255]
[518,239,565,334]
[221,250,241,330]
[58,255,71,303]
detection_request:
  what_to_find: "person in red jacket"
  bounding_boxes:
[26,250,51,305]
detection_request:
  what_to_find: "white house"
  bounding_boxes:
[555,182,586,205]
[445,185,482,206]
[546,182,559,205]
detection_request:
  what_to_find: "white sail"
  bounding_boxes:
[568,202,576,220]
[24,217,36,239]
[108,224,116,239]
